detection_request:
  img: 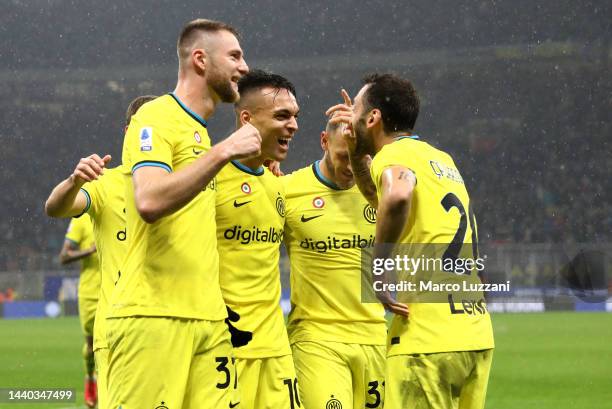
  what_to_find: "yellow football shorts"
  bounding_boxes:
[385,349,494,409]
[95,347,109,409]
[78,296,97,336]
[106,316,239,409]
[235,354,297,409]
[292,341,386,409]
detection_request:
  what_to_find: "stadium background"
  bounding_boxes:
[0,1,610,408]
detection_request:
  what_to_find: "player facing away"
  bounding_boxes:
[282,119,387,409]
[215,69,300,409]
[58,213,99,407]
[327,74,495,409]
[106,19,261,409]
[44,95,156,409]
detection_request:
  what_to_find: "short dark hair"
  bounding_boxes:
[177,19,240,60]
[237,69,296,102]
[361,73,420,133]
[125,95,157,126]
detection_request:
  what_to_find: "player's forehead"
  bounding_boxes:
[205,29,243,55]
[256,87,299,114]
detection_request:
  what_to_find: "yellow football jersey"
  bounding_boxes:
[80,166,126,350]
[216,161,290,358]
[65,213,100,301]
[283,162,387,345]
[109,93,225,321]
[370,136,494,355]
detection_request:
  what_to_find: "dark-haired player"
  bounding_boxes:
[328,74,494,409]
[216,69,300,409]
[45,95,156,409]
[105,19,260,408]
[282,117,387,409]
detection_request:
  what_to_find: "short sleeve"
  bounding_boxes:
[122,108,174,175]
[81,176,104,219]
[65,218,83,245]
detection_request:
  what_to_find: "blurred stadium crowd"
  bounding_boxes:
[0,0,609,272]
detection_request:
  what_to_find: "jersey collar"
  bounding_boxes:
[231,160,264,176]
[312,160,342,190]
[394,134,420,141]
[169,92,208,128]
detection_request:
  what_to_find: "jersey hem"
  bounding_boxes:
[106,309,227,322]
[387,343,495,357]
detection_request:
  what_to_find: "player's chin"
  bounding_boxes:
[272,150,288,162]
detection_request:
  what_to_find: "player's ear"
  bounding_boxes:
[367,109,382,129]
[239,110,251,126]
[320,131,329,151]
[192,49,207,72]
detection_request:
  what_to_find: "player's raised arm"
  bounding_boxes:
[133,123,261,223]
[45,154,111,218]
[326,89,378,208]
[373,165,415,317]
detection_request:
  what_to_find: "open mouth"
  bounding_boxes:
[278,137,291,147]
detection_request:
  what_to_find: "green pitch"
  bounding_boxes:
[0,313,611,409]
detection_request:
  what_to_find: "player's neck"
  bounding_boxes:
[375,131,412,152]
[319,154,350,189]
[238,156,265,171]
[173,77,217,120]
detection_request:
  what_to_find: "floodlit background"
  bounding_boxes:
[0,1,610,408]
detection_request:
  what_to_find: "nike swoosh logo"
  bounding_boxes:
[193,148,204,155]
[301,214,323,222]
[229,402,240,408]
[233,200,252,208]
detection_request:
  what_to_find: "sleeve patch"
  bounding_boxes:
[140,127,153,151]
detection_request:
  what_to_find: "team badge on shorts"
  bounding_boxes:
[241,182,251,194]
[312,196,325,208]
[326,396,342,409]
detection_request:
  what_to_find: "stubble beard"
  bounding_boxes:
[208,62,238,103]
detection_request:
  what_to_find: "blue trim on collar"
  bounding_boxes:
[231,160,264,176]
[313,160,341,190]
[169,92,208,128]
[394,134,420,141]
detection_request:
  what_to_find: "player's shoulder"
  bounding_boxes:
[128,94,179,131]
[281,164,315,194]
[132,94,171,117]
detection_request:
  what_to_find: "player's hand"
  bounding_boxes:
[71,154,111,185]
[325,89,359,154]
[377,291,409,317]
[88,244,97,254]
[264,160,284,177]
[223,122,262,160]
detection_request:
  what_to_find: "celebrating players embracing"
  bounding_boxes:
[216,69,300,409]
[45,95,156,409]
[105,19,260,409]
[282,118,387,409]
[328,74,494,409]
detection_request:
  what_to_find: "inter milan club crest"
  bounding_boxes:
[326,396,342,409]
[312,196,325,209]
[155,401,169,409]
[363,204,377,223]
[241,182,251,194]
[194,131,202,143]
[276,194,286,217]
